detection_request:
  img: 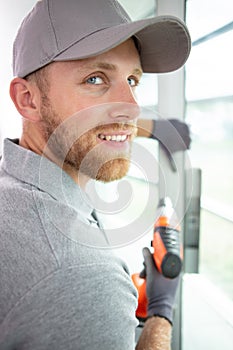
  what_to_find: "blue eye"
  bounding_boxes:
[128,77,138,87]
[87,76,104,85]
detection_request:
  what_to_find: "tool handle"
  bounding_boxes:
[131,273,148,319]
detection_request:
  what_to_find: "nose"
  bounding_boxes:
[108,102,140,123]
[108,84,140,122]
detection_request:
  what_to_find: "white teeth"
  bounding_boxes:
[116,135,122,142]
[99,134,128,142]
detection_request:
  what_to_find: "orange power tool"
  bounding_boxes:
[132,197,183,319]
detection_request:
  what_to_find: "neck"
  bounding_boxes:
[20,130,90,190]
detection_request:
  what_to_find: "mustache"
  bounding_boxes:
[91,122,138,136]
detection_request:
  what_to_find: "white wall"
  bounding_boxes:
[0,1,37,145]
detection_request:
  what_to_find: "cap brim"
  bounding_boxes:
[53,15,191,74]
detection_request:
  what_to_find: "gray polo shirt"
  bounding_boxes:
[0,139,138,349]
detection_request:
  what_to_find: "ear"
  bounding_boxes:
[9,77,41,122]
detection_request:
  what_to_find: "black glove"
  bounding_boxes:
[151,119,191,154]
[141,247,180,325]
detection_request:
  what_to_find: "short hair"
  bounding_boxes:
[24,65,50,94]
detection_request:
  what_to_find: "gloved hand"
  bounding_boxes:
[151,119,191,154]
[140,247,180,325]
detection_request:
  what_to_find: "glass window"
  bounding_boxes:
[186,0,233,300]
[186,0,233,41]
[186,31,233,100]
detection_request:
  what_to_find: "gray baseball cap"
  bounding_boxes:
[13,0,191,78]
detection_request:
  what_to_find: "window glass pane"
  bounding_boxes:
[186,97,233,210]
[186,31,233,101]
[186,0,233,301]
[92,176,158,234]
[186,0,233,41]
[118,0,156,20]
[136,74,158,107]
[199,210,233,300]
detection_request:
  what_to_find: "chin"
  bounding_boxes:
[94,159,130,183]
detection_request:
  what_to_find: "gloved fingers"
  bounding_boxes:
[152,119,192,153]
[139,267,146,279]
[142,247,152,263]
[169,119,191,150]
[142,247,158,276]
[178,124,191,149]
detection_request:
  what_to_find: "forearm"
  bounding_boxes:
[136,316,172,350]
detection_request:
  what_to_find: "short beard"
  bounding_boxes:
[40,98,137,183]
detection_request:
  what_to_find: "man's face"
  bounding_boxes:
[38,39,142,184]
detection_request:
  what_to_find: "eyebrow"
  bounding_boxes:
[80,61,143,77]
[132,67,143,78]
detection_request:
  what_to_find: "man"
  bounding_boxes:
[0,0,191,349]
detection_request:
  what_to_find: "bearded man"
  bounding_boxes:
[0,0,191,349]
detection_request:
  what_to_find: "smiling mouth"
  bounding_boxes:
[98,134,129,142]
